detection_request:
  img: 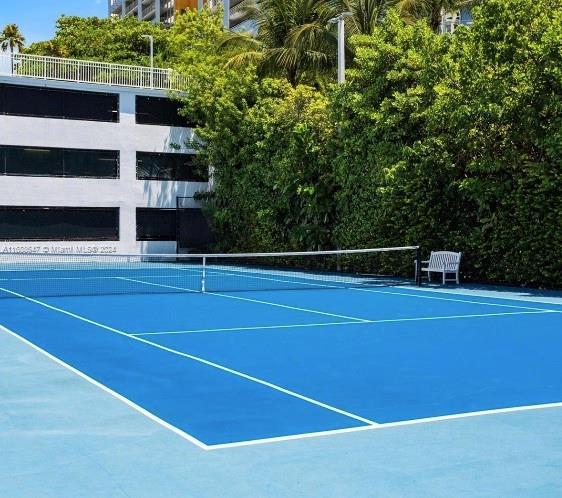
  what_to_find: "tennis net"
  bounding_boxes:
[0,246,422,299]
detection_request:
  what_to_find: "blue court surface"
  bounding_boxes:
[1,261,562,496]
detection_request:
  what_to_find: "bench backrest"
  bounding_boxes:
[428,251,462,271]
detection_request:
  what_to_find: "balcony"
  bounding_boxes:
[0,52,187,92]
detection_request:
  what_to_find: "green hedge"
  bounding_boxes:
[192,0,562,287]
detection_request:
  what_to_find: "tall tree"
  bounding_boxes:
[222,0,338,85]
[0,24,25,53]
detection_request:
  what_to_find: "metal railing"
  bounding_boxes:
[0,52,187,92]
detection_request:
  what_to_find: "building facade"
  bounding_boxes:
[108,0,251,30]
[440,8,473,33]
[0,54,209,256]
[109,0,198,25]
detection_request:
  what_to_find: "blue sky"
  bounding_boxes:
[0,0,107,45]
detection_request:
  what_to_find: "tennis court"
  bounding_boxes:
[1,248,561,450]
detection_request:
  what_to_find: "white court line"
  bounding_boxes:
[6,310,561,452]
[179,266,559,312]
[393,285,562,306]
[132,321,362,336]
[2,288,561,451]
[0,286,376,429]
[352,287,559,312]
[116,277,371,323]
[130,310,556,337]
[206,401,562,450]
[0,323,210,450]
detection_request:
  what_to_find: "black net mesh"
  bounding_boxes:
[0,247,420,299]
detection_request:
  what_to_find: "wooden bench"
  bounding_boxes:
[416,251,462,285]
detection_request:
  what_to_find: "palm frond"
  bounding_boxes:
[224,50,264,69]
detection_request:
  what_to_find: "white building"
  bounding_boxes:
[0,53,210,256]
[108,0,195,25]
[108,0,251,30]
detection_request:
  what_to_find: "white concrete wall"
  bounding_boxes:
[0,77,208,255]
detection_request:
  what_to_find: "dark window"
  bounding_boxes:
[0,84,119,122]
[4,85,63,118]
[62,148,119,178]
[4,146,64,176]
[136,96,194,127]
[136,152,207,182]
[0,145,119,178]
[0,207,119,241]
[136,208,177,241]
[63,90,119,122]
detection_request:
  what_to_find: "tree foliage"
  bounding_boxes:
[189,0,561,287]
[15,2,561,287]
[25,16,170,66]
[209,83,336,251]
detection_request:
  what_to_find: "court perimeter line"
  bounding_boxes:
[206,401,562,450]
[116,277,371,323]
[394,285,562,307]
[179,266,558,312]
[0,286,377,429]
[131,309,555,336]
[352,288,559,312]
[0,323,210,450]
[132,321,362,336]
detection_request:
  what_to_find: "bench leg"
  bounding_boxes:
[442,272,446,285]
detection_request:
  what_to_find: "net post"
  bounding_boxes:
[415,246,422,286]
[201,256,206,293]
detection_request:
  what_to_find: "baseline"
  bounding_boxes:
[206,401,562,450]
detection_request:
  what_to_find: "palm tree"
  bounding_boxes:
[0,24,25,54]
[332,0,394,36]
[1,24,25,77]
[221,0,338,85]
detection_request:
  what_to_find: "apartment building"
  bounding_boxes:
[0,53,210,255]
[108,0,196,25]
[108,0,250,30]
